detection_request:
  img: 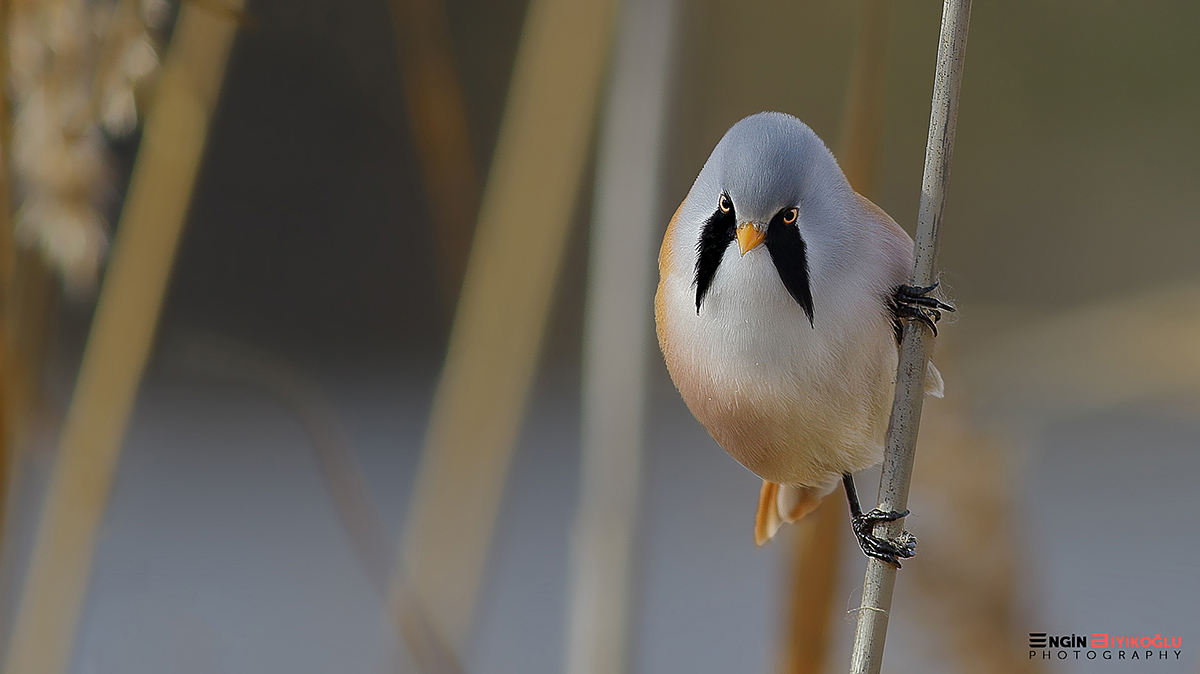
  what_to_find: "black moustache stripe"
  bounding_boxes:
[694,205,736,313]
[765,210,815,326]
[693,201,815,325]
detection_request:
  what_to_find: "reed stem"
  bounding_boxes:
[2,7,243,672]
[847,1,971,672]
[388,0,621,667]
[567,0,677,671]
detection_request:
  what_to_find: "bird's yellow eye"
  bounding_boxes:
[782,207,798,224]
[718,194,732,213]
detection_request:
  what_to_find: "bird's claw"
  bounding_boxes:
[852,508,917,568]
[894,283,955,336]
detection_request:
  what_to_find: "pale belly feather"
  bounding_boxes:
[656,249,897,488]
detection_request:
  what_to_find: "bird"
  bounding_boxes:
[654,111,951,566]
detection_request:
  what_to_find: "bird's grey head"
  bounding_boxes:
[687,112,851,323]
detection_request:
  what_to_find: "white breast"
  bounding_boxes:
[655,224,900,488]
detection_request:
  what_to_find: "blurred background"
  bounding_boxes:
[0,0,1197,673]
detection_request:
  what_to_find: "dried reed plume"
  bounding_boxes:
[7,0,166,293]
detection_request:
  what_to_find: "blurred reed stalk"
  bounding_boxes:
[387,0,620,668]
[2,5,243,673]
[0,0,13,576]
[838,0,892,199]
[908,392,1046,674]
[0,0,20,520]
[165,330,445,673]
[778,3,891,673]
[389,0,480,311]
[0,4,59,649]
[848,0,971,672]
[167,331,396,590]
[2,254,51,443]
[566,0,677,672]
[0,0,10,285]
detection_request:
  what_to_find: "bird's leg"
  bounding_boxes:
[842,473,916,568]
[893,282,955,336]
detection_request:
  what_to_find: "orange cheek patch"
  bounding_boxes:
[658,201,684,279]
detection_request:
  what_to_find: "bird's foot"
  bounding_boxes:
[851,508,917,568]
[893,283,955,336]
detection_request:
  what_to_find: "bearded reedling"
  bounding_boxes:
[655,112,951,566]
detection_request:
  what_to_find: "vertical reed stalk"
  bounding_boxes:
[0,0,12,488]
[388,0,480,311]
[0,0,11,287]
[838,0,893,199]
[0,0,13,595]
[848,0,971,672]
[2,6,243,673]
[567,0,677,672]
[388,0,620,667]
[781,498,842,674]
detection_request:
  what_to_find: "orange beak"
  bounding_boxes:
[736,223,766,255]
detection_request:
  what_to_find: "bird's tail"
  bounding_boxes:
[754,480,837,546]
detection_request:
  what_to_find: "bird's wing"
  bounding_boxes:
[856,192,912,247]
[861,192,947,399]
